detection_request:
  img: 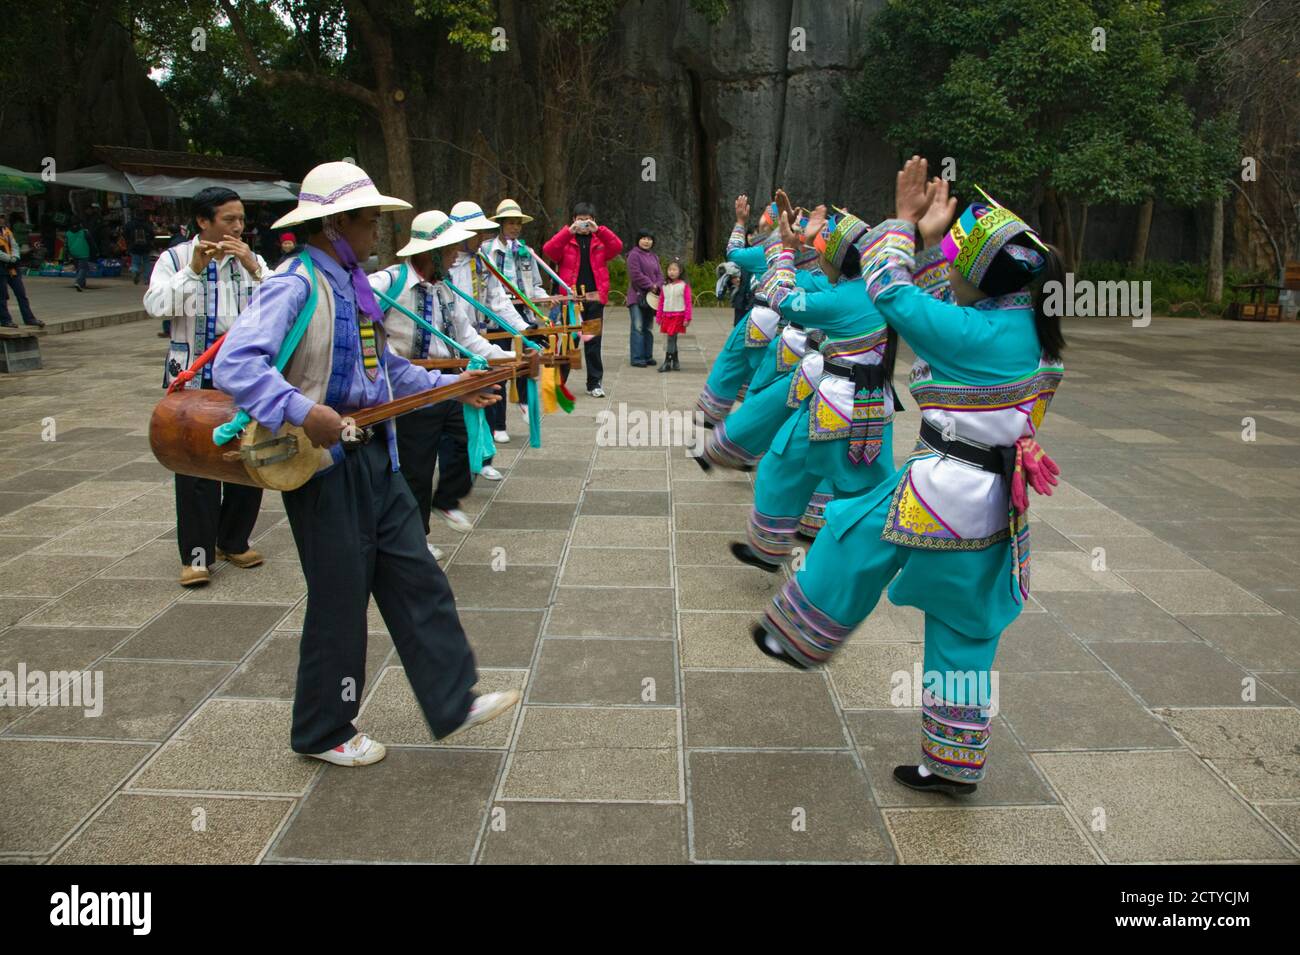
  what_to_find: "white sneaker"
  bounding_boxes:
[479,465,504,481]
[492,430,511,444]
[308,733,387,767]
[427,542,444,561]
[438,507,474,533]
[445,690,522,739]
[588,386,606,398]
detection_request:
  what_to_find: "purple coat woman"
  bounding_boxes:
[626,230,663,367]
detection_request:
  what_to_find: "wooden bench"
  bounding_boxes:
[1229,263,1300,321]
[0,324,44,372]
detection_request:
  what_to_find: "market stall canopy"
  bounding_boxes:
[3,147,298,201]
[0,164,45,195]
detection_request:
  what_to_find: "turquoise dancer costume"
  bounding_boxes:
[740,214,901,566]
[760,206,1065,787]
[696,217,822,424]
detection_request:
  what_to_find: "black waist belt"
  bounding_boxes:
[919,419,1014,479]
[823,359,886,389]
[822,359,905,411]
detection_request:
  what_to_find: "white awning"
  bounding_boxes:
[7,165,296,201]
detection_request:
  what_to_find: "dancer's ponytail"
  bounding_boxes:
[1031,243,1066,363]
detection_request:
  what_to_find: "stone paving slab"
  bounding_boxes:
[1,313,1298,863]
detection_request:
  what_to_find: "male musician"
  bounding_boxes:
[213,162,520,766]
[481,198,550,443]
[369,209,518,551]
[144,186,268,587]
[445,200,528,458]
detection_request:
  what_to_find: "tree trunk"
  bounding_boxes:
[1207,194,1224,303]
[1075,202,1089,272]
[376,99,415,265]
[1053,191,1075,274]
[1131,197,1154,269]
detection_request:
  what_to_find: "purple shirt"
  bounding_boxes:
[214,245,459,434]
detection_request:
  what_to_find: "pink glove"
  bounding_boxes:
[1011,437,1059,514]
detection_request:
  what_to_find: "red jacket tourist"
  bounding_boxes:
[542,223,624,305]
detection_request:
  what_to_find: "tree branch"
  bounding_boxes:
[216,0,379,110]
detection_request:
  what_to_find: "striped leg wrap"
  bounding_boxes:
[762,576,853,667]
[920,700,991,783]
[705,420,762,470]
[696,384,734,426]
[746,508,802,564]
[798,490,833,539]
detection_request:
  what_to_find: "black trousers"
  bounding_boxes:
[282,439,478,753]
[396,401,472,533]
[559,302,604,391]
[173,474,262,568]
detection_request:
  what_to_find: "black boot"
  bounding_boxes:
[671,353,681,371]
[658,357,672,373]
[750,623,808,670]
[892,764,978,797]
[729,541,781,573]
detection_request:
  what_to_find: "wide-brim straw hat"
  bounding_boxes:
[396,209,476,257]
[273,161,410,229]
[646,290,661,310]
[448,200,499,232]
[490,198,534,224]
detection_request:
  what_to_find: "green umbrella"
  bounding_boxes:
[0,165,46,195]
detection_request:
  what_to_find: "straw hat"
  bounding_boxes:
[272,162,410,229]
[396,210,476,257]
[646,290,661,311]
[489,198,534,224]
[448,200,499,232]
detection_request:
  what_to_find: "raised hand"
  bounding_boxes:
[918,178,958,248]
[734,194,751,224]
[778,210,800,251]
[774,188,795,226]
[895,155,937,224]
[188,239,220,274]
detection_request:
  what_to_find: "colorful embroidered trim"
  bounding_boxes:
[747,508,802,563]
[696,384,734,425]
[920,700,991,782]
[299,177,375,205]
[764,576,854,667]
[798,491,833,538]
[704,420,762,470]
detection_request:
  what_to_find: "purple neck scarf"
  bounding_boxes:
[327,232,383,323]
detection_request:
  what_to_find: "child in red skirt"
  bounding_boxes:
[655,259,692,372]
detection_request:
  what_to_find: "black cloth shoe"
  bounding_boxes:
[892,764,978,796]
[23,319,45,328]
[693,453,712,473]
[647,358,657,366]
[730,541,781,573]
[751,623,808,670]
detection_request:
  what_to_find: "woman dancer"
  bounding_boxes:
[756,158,1066,796]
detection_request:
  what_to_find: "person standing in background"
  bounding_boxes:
[542,201,622,398]
[64,219,95,292]
[626,230,662,368]
[0,214,44,327]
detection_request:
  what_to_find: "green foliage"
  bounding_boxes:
[849,0,1242,210]
[1078,258,1268,316]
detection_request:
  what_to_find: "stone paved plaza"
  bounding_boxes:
[1,310,1299,864]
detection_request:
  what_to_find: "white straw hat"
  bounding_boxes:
[448,200,499,232]
[396,210,476,257]
[489,198,534,224]
[272,162,411,229]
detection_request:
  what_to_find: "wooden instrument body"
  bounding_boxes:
[150,360,531,492]
[149,390,326,490]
